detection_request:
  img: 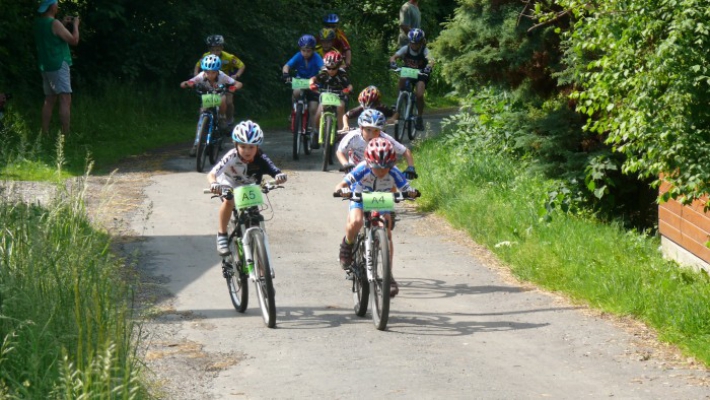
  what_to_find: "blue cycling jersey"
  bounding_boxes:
[286,52,324,79]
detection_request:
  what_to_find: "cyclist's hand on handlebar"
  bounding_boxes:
[389,61,398,69]
[408,189,421,199]
[210,182,222,194]
[343,87,352,94]
[422,66,432,75]
[228,85,237,93]
[282,73,291,83]
[309,83,320,92]
[275,173,288,185]
[404,166,418,180]
[341,163,356,173]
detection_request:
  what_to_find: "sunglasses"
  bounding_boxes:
[326,66,339,70]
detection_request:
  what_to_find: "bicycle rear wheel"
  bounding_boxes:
[225,224,248,312]
[352,236,369,317]
[195,115,210,172]
[322,114,333,171]
[252,230,276,328]
[394,93,407,142]
[370,228,391,330]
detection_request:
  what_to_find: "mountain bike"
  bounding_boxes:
[316,87,344,171]
[390,66,428,142]
[204,181,282,328]
[333,189,420,330]
[287,78,313,161]
[193,85,231,173]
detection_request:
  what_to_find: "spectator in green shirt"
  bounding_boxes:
[34,0,80,134]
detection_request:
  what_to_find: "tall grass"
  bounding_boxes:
[414,132,710,365]
[0,174,146,397]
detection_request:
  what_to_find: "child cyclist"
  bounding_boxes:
[309,51,353,149]
[319,13,352,69]
[193,35,246,127]
[337,109,417,180]
[342,86,395,131]
[181,54,243,156]
[334,138,418,297]
[208,120,287,256]
[282,34,323,140]
[388,28,434,131]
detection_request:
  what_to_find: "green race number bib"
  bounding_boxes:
[361,192,395,212]
[400,67,420,79]
[320,92,341,106]
[233,185,264,209]
[291,78,311,89]
[201,93,221,108]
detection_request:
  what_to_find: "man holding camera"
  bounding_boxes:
[35,0,80,135]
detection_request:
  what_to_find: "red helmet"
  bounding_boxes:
[323,51,343,68]
[365,138,396,169]
[358,86,381,108]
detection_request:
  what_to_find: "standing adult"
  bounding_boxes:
[35,0,80,135]
[398,0,421,48]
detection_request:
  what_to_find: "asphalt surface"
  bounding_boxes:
[131,116,709,399]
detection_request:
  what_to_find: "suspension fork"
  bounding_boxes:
[240,225,276,281]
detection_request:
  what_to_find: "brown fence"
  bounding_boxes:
[658,181,710,267]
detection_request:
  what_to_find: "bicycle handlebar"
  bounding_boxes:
[332,189,421,201]
[203,181,284,197]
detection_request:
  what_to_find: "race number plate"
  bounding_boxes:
[361,192,395,212]
[291,78,311,89]
[320,92,341,106]
[201,93,221,108]
[233,184,264,209]
[400,67,420,79]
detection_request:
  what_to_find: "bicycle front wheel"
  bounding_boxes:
[292,103,303,160]
[407,97,418,141]
[208,137,219,165]
[394,93,407,142]
[370,228,391,330]
[322,114,333,171]
[195,115,210,172]
[251,230,276,328]
[352,236,369,317]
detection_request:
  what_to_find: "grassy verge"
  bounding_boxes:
[413,135,710,366]
[0,177,146,397]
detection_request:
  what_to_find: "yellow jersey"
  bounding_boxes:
[195,51,245,75]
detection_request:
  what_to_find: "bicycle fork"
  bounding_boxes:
[364,229,375,283]
[241,225,276,281]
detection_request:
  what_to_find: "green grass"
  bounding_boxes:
[414,137,710,365]
[0,179,146,397]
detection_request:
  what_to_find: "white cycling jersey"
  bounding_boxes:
[337,129,407,165]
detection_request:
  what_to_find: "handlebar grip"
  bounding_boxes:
[203,189,212,194]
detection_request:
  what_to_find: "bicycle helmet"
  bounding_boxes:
[320,28,336,42]
[358,86,381,108]
[323,51,343,68]
[298,34,316,49]
[201,54,222,71]
[358,109,386,129]
[365,138,397,169]
[206,35,225,46]
[232,120,264,145]
[408,28,425,44]
[323,13,339,24]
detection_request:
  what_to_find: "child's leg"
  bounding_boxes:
[345,207,364,243]
[218,199,233,234]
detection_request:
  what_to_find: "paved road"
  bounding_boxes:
[131,117,709,399]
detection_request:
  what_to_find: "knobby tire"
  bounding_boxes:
[252,230,276,328]
[225,221,248,312]
[196,115,210,172]
[322,114,333,171]
[370,228,391,330]
[407,95,418,141]
[394,93,407,142]
[293,103,303,160]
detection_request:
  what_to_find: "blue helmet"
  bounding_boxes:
[201,54,222,71]
[358,109,386,129]
[323,13,339,24]
[408,28,425,44]
[232,120,264,145]
[298,34,316,49]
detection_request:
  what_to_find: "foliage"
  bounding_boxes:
[0,179,145,397]
[549,0,710,203]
